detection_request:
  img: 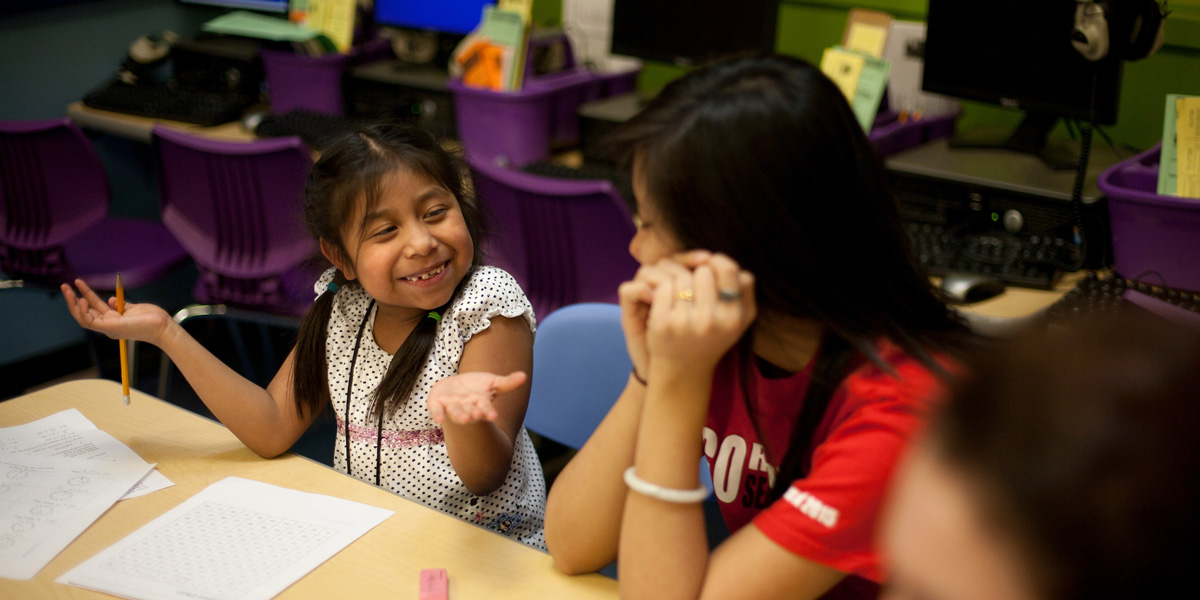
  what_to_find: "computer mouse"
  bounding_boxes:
[940,272,1007,304]
[241,110,268,133]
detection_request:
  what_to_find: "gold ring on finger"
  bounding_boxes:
[677,289,695,302]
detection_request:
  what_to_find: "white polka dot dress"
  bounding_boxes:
[316,265,546,550]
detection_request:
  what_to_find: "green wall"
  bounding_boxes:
[548,0,1200,152]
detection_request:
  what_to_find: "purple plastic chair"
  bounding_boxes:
[468,156,639,320]
[0,117,188,291]
[151,126,319,316]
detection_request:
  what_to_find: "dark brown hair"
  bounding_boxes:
[931,313,1200,600]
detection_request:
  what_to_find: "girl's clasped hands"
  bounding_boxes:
[619,250,757,382]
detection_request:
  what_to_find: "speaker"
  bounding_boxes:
[1072,0,1166,62]
[171,36,264,101]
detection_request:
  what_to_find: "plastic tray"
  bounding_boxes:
[1097,143,1200,291]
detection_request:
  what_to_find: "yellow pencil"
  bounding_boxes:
[116,273,130,405]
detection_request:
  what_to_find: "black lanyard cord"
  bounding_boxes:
[344,300,385,486]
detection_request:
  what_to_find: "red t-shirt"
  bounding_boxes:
[701,341,945,600]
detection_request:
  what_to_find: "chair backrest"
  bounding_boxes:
[151,125,317,311]
[468,156,639,320]
[526,303,631,449]
[0,118,110,280]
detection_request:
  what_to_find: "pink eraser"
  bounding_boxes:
[420,568,448,600]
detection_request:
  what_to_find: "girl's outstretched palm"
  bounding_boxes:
[61,279,172,345]
[427,371,528,425]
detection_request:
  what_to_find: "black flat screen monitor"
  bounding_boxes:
[922,0,1123,168]
[610,0,778,67]
[180,0,288,13]
[374,0,496,36]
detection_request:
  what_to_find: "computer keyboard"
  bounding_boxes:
[82,80,249,127]
[906,223,1078,289]
[1046,271,1200,326]
[521,160,616,180]
[253,110,369,151]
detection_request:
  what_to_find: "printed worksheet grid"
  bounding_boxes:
[101,502,336,597]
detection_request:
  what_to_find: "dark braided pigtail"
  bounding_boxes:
[291,269,346,419]
[368,267,475,420]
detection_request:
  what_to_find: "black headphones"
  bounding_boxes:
[1071,0,1167,62]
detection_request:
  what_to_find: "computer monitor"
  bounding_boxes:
[921,0,1123,169]
[373,0,496,36]
[179,0,289,14]
[609,0,778,67]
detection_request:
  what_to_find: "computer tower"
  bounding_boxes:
[344,60,456,139]
[885,138,1120,271]
[171,35,264,102]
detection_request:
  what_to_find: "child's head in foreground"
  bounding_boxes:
[883,313,1200,600]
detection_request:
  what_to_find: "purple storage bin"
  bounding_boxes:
[1098,143,1200,291]
[260,49,353,115]
[450,29,642,167]
[526,69,599,150]
[449,76,560,167]
[869,108,960,157]
[582,69,639,103]
[449,66,639,167]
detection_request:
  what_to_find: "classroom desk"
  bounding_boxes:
[0,379,617,600]
[65,100,465,158]
[954,270,1083,317]
[67,101,256,144]
[944,270,1086,336]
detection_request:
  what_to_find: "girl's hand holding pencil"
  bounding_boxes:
[61,279,173,347]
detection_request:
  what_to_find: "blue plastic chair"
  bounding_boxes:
[526,302,716,501]
[526,303,631,450]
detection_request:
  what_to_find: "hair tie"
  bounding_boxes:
[427,311,442,322]
[326,282,339,293]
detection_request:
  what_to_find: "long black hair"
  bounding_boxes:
[608,54,973,500]
[291,123,486,421]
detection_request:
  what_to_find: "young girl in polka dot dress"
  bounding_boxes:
[62,123,547,549]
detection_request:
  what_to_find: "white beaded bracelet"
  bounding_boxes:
[623,467,710,504]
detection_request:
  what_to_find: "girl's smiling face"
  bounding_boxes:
[332,166,474,322]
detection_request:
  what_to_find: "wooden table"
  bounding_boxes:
[943,270,1086,336]
[0,379,617,599]
[66,101,258,144]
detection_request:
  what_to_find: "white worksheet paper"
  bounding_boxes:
[0,450,156,580]
[59,476,394,600]
[0,408,173,499]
